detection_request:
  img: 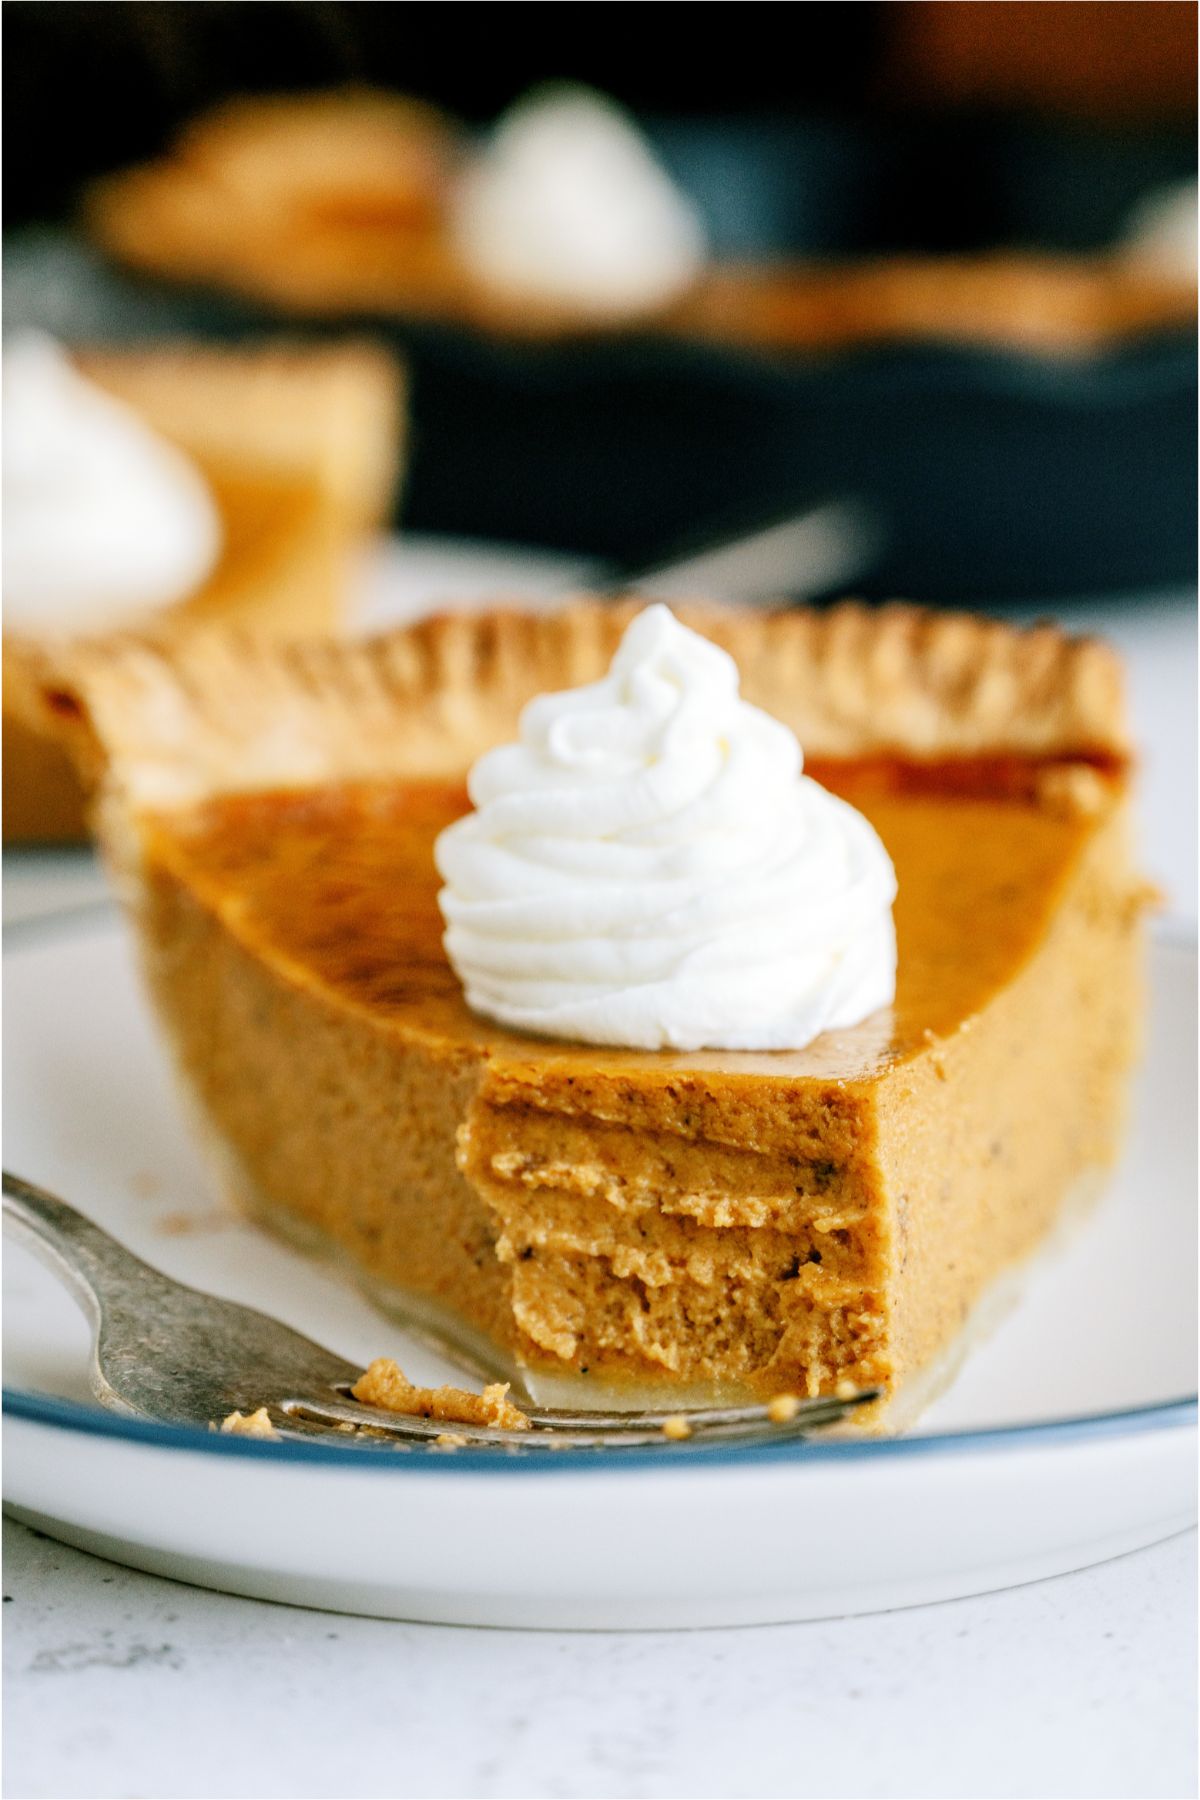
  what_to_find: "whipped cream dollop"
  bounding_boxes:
[450,85,708,319]
[3,333,222,633]
[436,606,897,1052]
[1120,180,1198,283]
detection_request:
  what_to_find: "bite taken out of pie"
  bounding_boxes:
[43,600,1149,1427]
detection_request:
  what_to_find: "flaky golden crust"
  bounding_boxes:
[33,599,1130,816]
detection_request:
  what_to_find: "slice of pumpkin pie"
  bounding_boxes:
[3,334,404,843]
[42,599,1148,1424]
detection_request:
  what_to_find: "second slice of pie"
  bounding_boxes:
[3,338,404,843]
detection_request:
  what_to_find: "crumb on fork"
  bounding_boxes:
[766,1393,801,1424]
[351,1357,530,1431]
[217,1406,279,1439]
[661,1414,692,1441]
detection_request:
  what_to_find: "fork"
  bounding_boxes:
[3,1171,877,1451]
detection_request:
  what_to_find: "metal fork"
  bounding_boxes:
[3,1172,876,1451]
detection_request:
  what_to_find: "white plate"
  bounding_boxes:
[3,909,1195,1629]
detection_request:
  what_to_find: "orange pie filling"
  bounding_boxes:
[133,758,1145,1414]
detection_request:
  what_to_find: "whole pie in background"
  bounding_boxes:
[82,86,1198,350]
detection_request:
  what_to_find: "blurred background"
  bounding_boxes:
[4,0,1196,604]
[5,2,1198,229]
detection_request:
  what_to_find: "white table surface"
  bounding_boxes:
[2,1517,1194,1800]
[3,544,1196,1800]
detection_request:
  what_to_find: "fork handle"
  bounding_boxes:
[2,1169,169,1323]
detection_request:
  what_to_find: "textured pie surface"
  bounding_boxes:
[46,601,1147,1419]
[141,772,1105,1079]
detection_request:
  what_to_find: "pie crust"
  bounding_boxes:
[44,598,1129,809]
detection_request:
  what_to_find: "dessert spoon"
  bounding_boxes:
[3,1171,877,1452]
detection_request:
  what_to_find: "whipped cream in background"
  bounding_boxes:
[436,606,897,1053]
[1120,180,1198,284]
[450,85,708,319]
[3,333,222,634]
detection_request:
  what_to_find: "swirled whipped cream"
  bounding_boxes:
[3,333,222,633]
[435,606,897,1052]
[450,85,708,319]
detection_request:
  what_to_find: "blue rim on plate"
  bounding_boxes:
[3,1387,1196,1477]
[4,901,1196,1476]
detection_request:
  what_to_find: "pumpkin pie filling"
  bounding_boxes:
[44,601,1147,1424]
[131,753,1141,1415]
